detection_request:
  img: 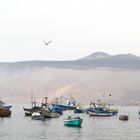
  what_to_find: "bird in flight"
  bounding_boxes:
[43,40,52,46]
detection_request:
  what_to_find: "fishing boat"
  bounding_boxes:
[86,103,118,115]
[52,97,76,111]
[23,105,42,116]
[23,92,43,116]
[23,96,52,116]
[64,116,83,126]
[87,106,114,117]
[89,111,113,117]
[0,108,11,117]
[31,112,45,120]
[86,106,107,114]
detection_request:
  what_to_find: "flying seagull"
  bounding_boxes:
[43,40,52,46]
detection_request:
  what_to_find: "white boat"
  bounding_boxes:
[31,112,45,120]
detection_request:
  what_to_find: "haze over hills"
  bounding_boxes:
[1,52,140,105]
[0,52,140,71]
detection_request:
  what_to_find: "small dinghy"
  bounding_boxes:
[64,116,83,126]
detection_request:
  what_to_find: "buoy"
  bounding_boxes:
[119,115,129,121]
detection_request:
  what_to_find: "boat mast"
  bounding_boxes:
[31,89,33,108]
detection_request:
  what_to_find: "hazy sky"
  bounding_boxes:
[0,0,140,62]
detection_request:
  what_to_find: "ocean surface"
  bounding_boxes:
[0,104,140,140]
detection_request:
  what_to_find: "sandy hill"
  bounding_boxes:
[1,52,140,105]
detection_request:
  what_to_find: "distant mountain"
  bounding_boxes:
[0,52,140,71]
[80,52,111,60]
[77,52,140,69]
[81,52,140,60]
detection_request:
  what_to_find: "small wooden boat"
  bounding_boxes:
[64,116,83,126]
[119,115,129,121]
[0,108,11,117]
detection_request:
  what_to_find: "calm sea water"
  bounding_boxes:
[0,104,140,140]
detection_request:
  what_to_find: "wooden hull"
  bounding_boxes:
[119,115,129,121]
[0,109,11,117]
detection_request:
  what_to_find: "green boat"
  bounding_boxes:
[64,116,83,126]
